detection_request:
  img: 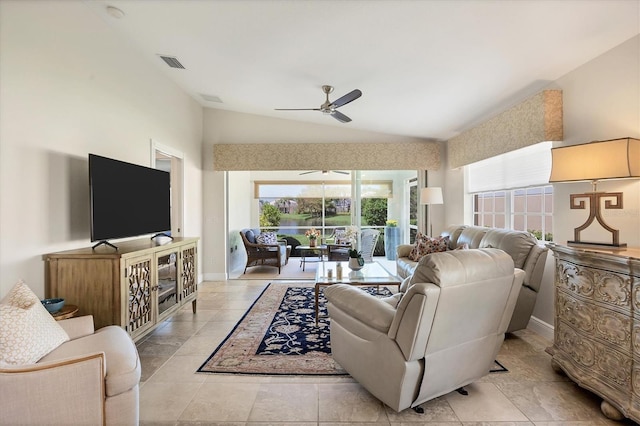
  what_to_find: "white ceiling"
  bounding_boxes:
[84,0,640,141]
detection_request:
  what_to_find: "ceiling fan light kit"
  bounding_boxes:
[275,85,362,123]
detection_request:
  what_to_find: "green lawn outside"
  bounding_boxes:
[280,213,352,225]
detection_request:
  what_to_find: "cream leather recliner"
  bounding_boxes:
[325,248,525,413]
[396,225,548,333]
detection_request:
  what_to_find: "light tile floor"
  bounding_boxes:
[137,279,638,426]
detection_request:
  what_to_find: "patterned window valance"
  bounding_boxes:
[448,90,563,168]
[213,141,441,171]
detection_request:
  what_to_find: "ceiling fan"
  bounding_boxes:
[299,170,350,175]
[275,85,362,123]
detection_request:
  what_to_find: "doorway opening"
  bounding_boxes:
[228,169,417,279]
[151,140,184,237]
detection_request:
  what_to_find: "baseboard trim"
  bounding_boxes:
[527,315,554,341]
[203,272,228,281]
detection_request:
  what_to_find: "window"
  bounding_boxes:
[473,186,553,241]
[468,142,553,242]
[255,181,353,242]
[473,191,506,229]
[247,170,417,259]
[407,177,418,243]
[254,180,392,243]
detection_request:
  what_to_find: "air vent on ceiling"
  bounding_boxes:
[200,94,223,103]
[158,55,185,69]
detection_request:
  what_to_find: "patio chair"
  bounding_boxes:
[328,228,380,262]
[360,229,380,262]
[239,229,291,273]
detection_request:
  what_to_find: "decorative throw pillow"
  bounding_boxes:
[455,243,470,250]
[0,281,70,366]
[256,231,277,245]
[244,229,256,243]
[408,233,450,261]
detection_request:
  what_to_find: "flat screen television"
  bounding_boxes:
[89,154,171,245]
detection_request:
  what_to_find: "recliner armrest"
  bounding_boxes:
[521,244,548,292]
[396,244,413,258]
[325,284,395,332]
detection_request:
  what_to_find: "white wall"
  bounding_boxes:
[427,142,449,235]
[227,171,252,278]
[0,1,204,298]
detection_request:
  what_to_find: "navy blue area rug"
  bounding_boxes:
[197,283,392,375]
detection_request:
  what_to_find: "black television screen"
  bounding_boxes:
[89,154,171,242]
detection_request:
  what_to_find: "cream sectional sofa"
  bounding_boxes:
[396,225,548,332]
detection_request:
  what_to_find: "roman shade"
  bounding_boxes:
[467,141,553,192]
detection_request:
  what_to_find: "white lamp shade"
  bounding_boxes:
[420,187,443,205]
[549,138,640,182]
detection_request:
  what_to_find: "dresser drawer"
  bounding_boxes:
[549,245,640,423]
[557,259,632,314]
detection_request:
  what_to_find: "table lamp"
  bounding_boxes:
[549,137,640,248]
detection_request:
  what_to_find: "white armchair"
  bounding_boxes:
[325,248,524,412]
[0,315,141,425]
[359,228,380,262]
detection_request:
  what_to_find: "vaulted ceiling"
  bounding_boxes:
[85,0,640,140]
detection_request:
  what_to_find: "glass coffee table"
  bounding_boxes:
[314,261,401,325]
[296,244,328,271]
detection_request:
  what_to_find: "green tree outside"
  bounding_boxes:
[362,198,388,226]
[296,198,323,217]
[259,203,281,227]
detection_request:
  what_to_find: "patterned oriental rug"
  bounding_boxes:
[197,283,393,375]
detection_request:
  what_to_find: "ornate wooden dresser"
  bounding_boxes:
[547,244,640,423]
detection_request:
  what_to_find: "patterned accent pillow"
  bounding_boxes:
[256,232,277,245]
[0,281,70,366]
[408,233,450,261]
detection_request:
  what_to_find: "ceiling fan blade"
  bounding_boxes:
[299,170,320,175]
[274,108,321,111]
[331,89,362,108]
[333,171,350,175]
[331,110,352,123]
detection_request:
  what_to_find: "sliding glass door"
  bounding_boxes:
[237,169,417,259]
